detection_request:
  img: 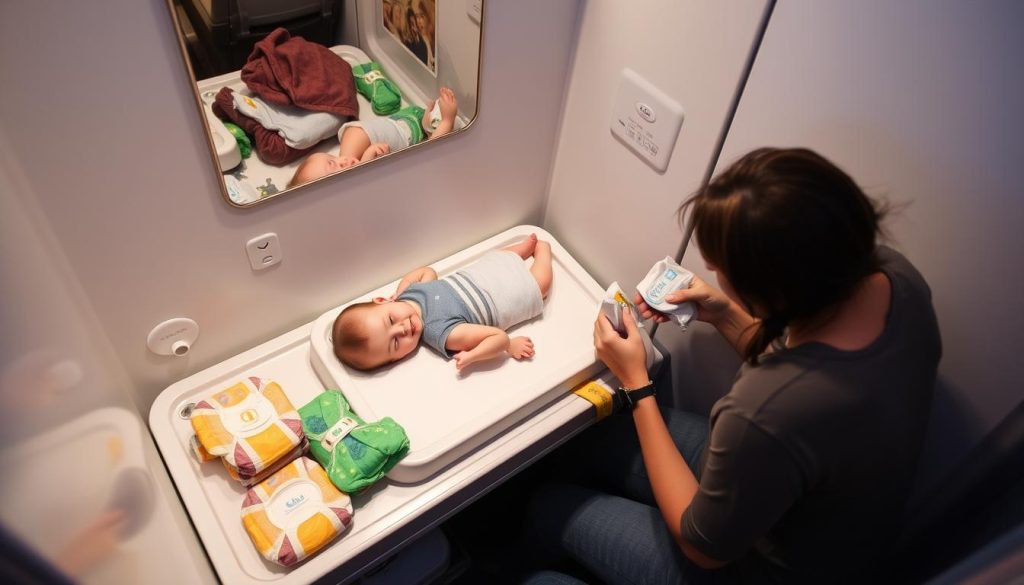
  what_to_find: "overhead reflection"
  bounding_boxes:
[168,0,482,207]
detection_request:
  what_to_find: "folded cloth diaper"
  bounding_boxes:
[230,92,346,149]
[223,442,309,488]
[190,376,307,486]
[241,456,354,567]
[352,62,402,115]
[299,391,410,494]
[636,257,697,330]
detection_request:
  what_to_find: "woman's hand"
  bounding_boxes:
[634,275,733,326]
[594,306,649,389]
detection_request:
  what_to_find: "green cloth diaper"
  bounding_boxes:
[390,105,427,145]
[298,390,410,493]
[352,62,402,115]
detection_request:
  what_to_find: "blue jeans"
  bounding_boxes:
[526,407,728,585]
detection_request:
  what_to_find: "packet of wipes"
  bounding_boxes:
[636,257,697,329]
[600,282,661,371]
[600,281,639,336]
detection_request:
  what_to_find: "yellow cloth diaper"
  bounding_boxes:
[241,456,354,566]
[190,376,306,486]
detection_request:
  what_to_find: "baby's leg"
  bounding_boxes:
[530,241,553,299]
[502,233,538,260]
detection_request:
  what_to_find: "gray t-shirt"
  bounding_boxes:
[681,247,941,583]
[397,280,475,357]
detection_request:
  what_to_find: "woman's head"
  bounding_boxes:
[412,0,435,39]
[683,147,885,363]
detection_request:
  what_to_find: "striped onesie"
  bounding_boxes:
[396,250,544,357]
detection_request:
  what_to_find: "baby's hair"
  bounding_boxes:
[332,302,380,370]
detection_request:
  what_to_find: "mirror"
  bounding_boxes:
[167,0,483,207]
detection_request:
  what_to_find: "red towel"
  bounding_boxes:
[241,28,359,118]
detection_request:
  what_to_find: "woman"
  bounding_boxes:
[403,7,429,67]
[412,0,436,70]
[528,148,941,583]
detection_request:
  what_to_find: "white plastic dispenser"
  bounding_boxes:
[610,68,685,172]
[147,318,199,356]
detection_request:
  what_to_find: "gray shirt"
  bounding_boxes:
[681,247,941,583]
[397,280,475,357]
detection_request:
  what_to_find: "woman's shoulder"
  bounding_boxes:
[877,245,933,302]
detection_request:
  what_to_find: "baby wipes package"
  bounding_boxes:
[600,281,640,336]
[637,257,697,329]
[599,282,662,371]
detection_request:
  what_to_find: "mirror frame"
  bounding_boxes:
[164,0,484,208]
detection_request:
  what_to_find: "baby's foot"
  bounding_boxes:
[504,233,539,260]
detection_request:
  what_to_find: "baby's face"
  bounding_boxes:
[358,301,423,365]
[294,153,357,184]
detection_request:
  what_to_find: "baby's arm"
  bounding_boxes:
[393,266,437,298]
[446,324,534,371]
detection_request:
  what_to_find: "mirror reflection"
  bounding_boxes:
[169,0,482,207]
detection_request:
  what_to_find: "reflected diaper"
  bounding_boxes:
[190,377,306,486]
[299,390,409,494]
[241,456,354,567]
[636,257,697,329]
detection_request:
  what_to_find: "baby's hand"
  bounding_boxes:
[438,87,458,120]
[508,336,535,359]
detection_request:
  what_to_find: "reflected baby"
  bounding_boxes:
[333,234,552,372]
[290,87,458,186]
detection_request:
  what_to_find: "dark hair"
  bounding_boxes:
[332,302,379,370]
[681,147,885,364]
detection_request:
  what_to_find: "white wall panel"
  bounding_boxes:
[0,0,581,411]
[542,1,769,406]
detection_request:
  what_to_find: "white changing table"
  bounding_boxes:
[149,226,637,584]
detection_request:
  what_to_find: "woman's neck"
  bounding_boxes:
[786,272,892,351]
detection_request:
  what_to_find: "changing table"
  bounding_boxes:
[149,226,635,583]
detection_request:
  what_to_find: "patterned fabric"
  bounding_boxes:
[241,456,353,566]
[299,391,410,493]
[189,376,306,485]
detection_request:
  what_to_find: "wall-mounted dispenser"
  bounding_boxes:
[147,318,199,357]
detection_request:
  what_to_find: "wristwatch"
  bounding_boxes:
[616,381,656,412]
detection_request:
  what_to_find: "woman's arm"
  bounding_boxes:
[594,309,727,569]
[393,266,437,298]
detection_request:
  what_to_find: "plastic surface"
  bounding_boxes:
[610,68,685,172]
[309,225,606,483]
[204,106,241,171]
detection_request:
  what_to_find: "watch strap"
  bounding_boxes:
[617,382,656,412]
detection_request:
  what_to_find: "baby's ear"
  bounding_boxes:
[372,297,390,304]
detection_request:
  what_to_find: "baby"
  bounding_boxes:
[333,234,552,371]
[290,87,458,186]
